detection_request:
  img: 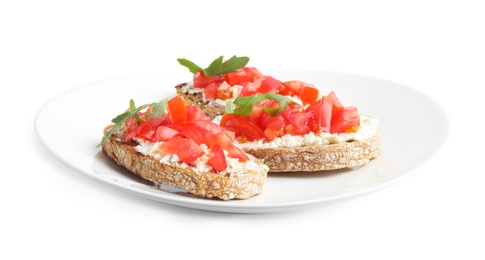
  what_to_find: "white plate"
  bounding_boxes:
[35,70,449,213]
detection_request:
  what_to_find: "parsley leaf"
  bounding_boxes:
[177,55,249,77]
[97,98,168,147]
[227,93,297,117]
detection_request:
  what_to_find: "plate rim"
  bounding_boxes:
[34,69,450,213]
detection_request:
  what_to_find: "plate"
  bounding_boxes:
[35,70,449,213]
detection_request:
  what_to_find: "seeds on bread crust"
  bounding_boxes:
[102,125,268,200]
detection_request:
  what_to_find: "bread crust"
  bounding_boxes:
[101,125,267,200]
[243,133,380,172]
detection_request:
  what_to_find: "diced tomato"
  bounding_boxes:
[243,67,263,80]
[306,96,333,132]
[280,80,304,96]
[153,126,179,142]
[219,114,234,127]
[327,91,344,115]
[205,130,249,161]
[135,116,167,140]
[299,85,319,105]
[225,116,265,141]
[249,105,264,123]
[178,127,204,144]
[330,106,360,133]
[263,115,286,141]
[159,137,204,163]
[208,144,227,171]
[286,112,313,135]
[203,82,219,100]
[193,70,222,88]
[258,76,282,94]
[173,120,224,136]
[185,105,210,121]
[216,81,232,100]
[226,68,248,86]
[240,78,262,96]
[167,95,187,124]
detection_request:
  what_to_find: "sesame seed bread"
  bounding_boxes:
[101,124,268,200]
[242,132,380,172]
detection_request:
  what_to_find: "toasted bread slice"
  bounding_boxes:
[241,131,380,172]
[101,125,268,200]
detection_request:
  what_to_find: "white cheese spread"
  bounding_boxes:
[134,139,268,176]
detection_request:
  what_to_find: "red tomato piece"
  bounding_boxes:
[208,144,227,171]
[153,126,179,142]
[216,81,232,100]
[299,85,319,105]
[159,137,204,163]
[167,95,187,124]
[258,76,282,94]
[226,68,248,86]
[185,105,210,121]
[193,70,222,88]
[263,115,286,141]
[205,130,249,161]
[327,91,344,115]
[286,112,313,135]
[330,106,360,133]
[280,80,304,96]
[225,116,265,141]
[219,114,234,127]
[240,78,262,96]
[305,96,332,132]
[243,67,263,80]
[203,82,219,100]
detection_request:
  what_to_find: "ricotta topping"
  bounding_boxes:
[234,115,379,149]
[134,139,268,176]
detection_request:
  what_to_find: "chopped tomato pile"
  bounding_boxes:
[193,67,320,105]
[220,91,361,142]
[123,96,249,171]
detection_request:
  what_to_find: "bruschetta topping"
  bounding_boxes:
[177,55,320,105]
[220,92,362,143]
[99,96,262,173]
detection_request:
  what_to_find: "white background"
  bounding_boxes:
[2,0,484,259]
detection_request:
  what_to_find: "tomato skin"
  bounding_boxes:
[159,137,204,163]
[167,95,187,124]
[208,144,227,171]
[193,70,222,88]
[286,111,313,135]
[185,105,210,121]
[299,85,319,105]
[226,68,248,86]
[263,115,286,141]
[153,126,179,142]
[330,106,360,133]
[225,116,265,141]
[305,96,333,132]
[258,76,282,94]
[219,114,234,127]
[327,91,344,115]
[280,80,304,96]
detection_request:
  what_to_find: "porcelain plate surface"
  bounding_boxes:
[35,70,449,213]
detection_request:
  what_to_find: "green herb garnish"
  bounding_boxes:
[177,55,249,77]
[225,93,297,117]
[97,98,168,147]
